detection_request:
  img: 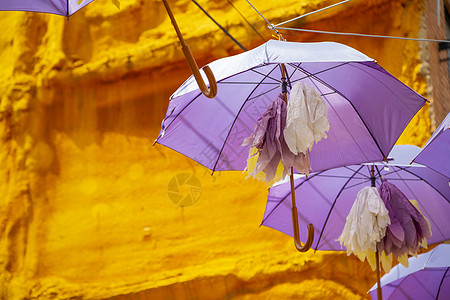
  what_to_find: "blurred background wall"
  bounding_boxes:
[0,0,448,299]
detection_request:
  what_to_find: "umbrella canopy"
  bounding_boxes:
[413,112,450,178]
[263,145,450,250]
[155,40,426,174]
[0,0,95,17]
[369,243,450,300]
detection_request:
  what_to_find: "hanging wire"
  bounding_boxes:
[243,0,285,40]
[191,0,248,51]
[273,0,352,28]
[275,27,450,43]
[226,0,266,42]
[243,0,272,28]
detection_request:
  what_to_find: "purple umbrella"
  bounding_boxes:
[263,145,449,251]
[155,40,427,252]
[369,243,450,300]
[0,0,97,17]
[412,112,450,178]
[264,145,450,299]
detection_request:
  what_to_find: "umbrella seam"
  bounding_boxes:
[261,169,327,225]
[435,267,449,300]
[314,165,365,249]
[287,62,387,160]
[295,63,358,166]
[211,64,280,172]
[397,166,450,204]
[355,61,428,103]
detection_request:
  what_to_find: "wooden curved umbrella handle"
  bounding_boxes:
[181,45,218,99]
[162,0,217,99]
[291,206,314,252]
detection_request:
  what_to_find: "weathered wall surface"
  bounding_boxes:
[0,0,435,299]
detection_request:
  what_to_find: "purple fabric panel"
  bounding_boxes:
[0,0,96,16]
[263,160,450,251]
[69,0,95,15]
[415,130,450,178]
[0,0,66,15]
[300,61,426,157]
[373,269,449,300]
[370,244,450,299]
[158,71,259,170]
[306,91,381,171]
[264,166,365,250]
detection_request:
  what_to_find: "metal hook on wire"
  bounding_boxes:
[162,0,217,99]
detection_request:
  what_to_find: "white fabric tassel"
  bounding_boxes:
[338,186,390,259]
[284,82,330,155]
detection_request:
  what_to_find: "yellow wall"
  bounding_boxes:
[0,0,430,299]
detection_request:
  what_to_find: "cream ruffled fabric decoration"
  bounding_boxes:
[376,199,432,273]
[338,186,390,264]
[284,82,330,155]
[242,95,311,185]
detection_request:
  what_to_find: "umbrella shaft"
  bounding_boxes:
[376,250,382,300]
[371,165,376,187]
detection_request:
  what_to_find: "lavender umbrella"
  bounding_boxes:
[0,0,96,17]
[369,243,450,300]
[264,145,450,299]
[263,145,449,251]
[155,40,427,252]
[412,112,450,178]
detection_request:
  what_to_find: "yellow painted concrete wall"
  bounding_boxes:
[0,0,431,299]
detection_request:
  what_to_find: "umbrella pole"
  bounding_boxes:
[161,0,217,98]
[371,165,382,300]
[290,170,314,252]
[280,62,314,252]
[376,250,382,300]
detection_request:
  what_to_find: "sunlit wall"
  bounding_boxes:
[0,0,444,299]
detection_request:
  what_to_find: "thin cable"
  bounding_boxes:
[243,0,272,28]
[274,0,352,28]
[275,27,450,43]
[226,0,266,42]
[244,0,286,40]
[191,0,247,51]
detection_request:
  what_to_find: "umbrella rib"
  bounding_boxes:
[344,166,371,179]
[436,268,449,300]
[396,166,449,204]
[155,92,203,144]
[299,64,373,165]
[246,64,337,101]
[286,62,301,90]
[309,174,368,180]
[261,169,328,225]
[247,85,280,101]
[251,69,282,83]
[288,62,387,161]
[394,166,450,240]
[246,63,298,101]
[157,62,280,138]
[289,62,350,165]
[219,81,279,85]
[354,61,428,108]
[288,62,350,84]
[314,165,365,250]
[211,64,280,172]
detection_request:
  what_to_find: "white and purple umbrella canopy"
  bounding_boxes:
[413,112,450,178]
[155,40,426,174]
[263,145,450,250]
[369,243,450,300]
[0,0,95,17]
